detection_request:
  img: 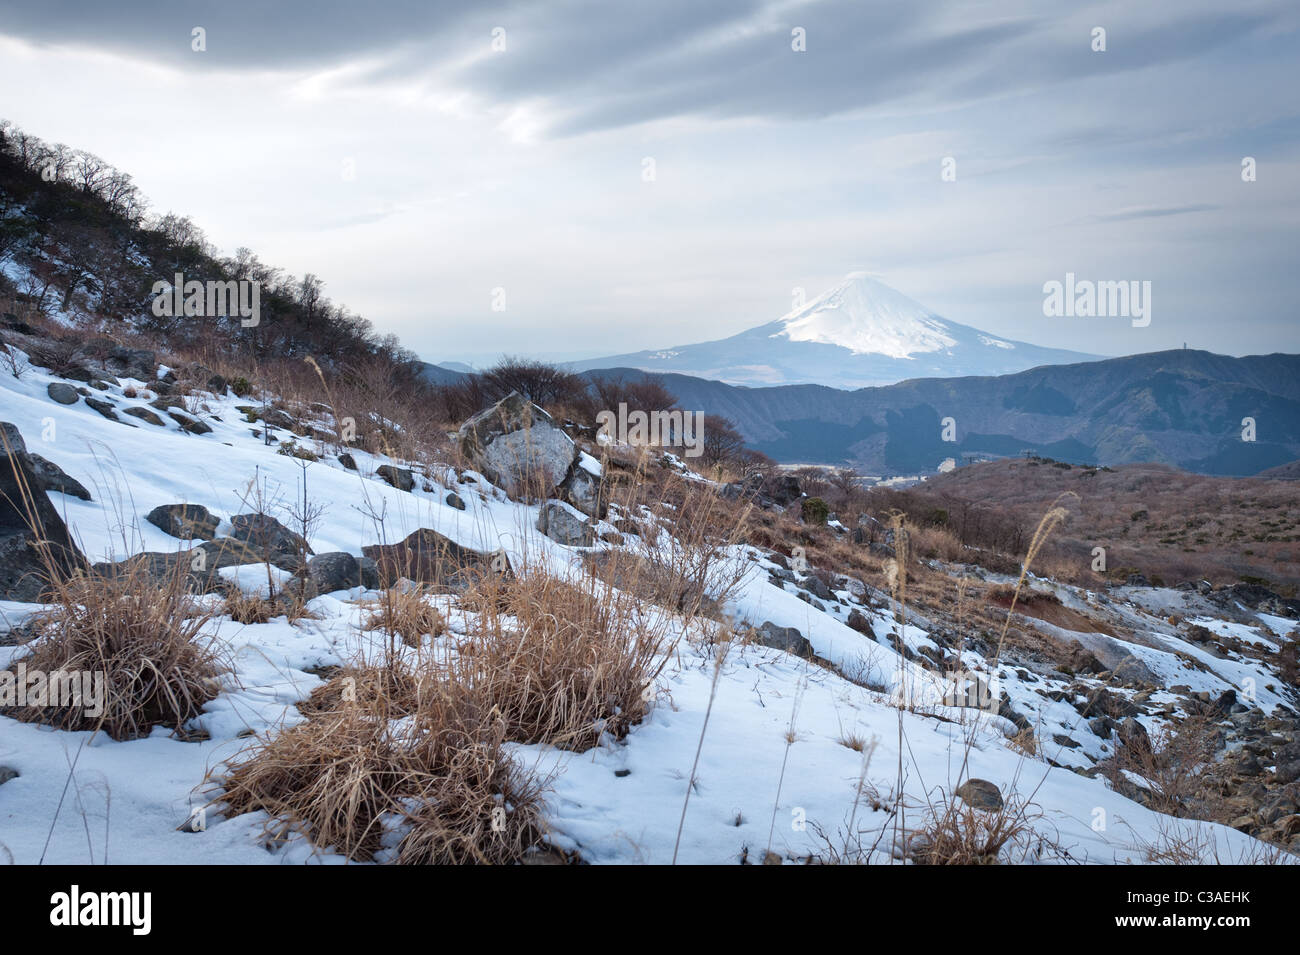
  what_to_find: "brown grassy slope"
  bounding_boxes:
[913,458,1300,593]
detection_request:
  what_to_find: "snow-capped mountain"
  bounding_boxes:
[573,273,1101,388]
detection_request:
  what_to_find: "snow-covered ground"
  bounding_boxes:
[0,352,1287,864]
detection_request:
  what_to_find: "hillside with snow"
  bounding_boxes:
[573,273,1101,388]
[1,328,1297,866]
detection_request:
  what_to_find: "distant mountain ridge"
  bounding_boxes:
[571,273,1101,388]
[580,349,1300,478]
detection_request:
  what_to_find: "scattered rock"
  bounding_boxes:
[84,396,119,421]
[955,778,1004,812]
[27,454,91,501]
[146,503,220,541]
[362,527,508,590]
[536,499,596,547]
[0,765,18,785]
[1118,717,1152,757]
[560,461,606,519]
[122,406,166,427]
[304,552,381,593]
[337,452,357,470]
[46,382,79,405]
[376,465,415,492]
[752,621,814,658]
[846,609,873,635]
[444,491,466,510]
[229,513,312,560]
[801,575,833,601]
[166,409,212,434]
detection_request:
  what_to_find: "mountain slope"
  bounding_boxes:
[573,273,1101,388]
[582,349,1300,477]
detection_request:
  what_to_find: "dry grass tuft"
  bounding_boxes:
[2,564,226,740]
[910,794,1039,865]
[361,587,446,647]
[457,569,674,749]
[216,693,547,864]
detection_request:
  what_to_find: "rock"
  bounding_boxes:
[1064,645,1105,675]
[444,491,466,510]
[0,765,18,785]
[166,409,212,434]
[752,621,814,658]
[46,382,79,405]
[105,345,157,380]
[122,406,166,427]
[261,408,295,430]
[337,452,357,470]
[0,432,85,600]
[761,474,803,507]
[1125,573,1150,587]
[1118,717,1152,757]
[955,778,1004,812]
[559,455,606,519]
[27,454,91,501]
[376,465,415,492]
[229,513,312,559]
[536,499,596,547]
[304,552,381,593]
[84,396,120,421]
[839,576,868,600]
[1089,715,1114,739]
[146,503,220,541]
[1078,686,1139,720]
[362,527,509,590]
[802,575,833,601]
[1111,654,1156,686]
[846,608,873,635]
[1276,758,1300,785]
[457,392,576,500]
[1210,689,1237,717]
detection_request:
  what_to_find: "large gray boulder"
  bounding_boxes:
[458,393,576,499]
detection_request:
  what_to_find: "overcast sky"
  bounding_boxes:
[2,0,1297,365]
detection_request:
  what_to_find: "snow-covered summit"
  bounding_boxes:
[775,272,960,359]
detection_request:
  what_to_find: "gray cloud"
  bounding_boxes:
[1,1,1284,137]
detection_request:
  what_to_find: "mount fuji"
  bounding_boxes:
[573,273,1102,388]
